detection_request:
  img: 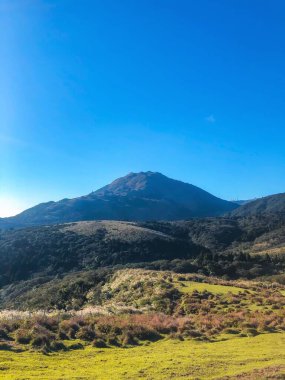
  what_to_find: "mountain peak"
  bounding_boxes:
[94,171,168,197]
[122,171,165,181]
[93,172,237,218]
[0,172,239,229]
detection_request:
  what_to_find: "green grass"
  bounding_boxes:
[176,280,245,295]
[0,333,285,379]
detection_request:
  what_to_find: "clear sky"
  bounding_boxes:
[1,0,285,217]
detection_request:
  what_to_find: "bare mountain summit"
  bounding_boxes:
[0,172,238,229]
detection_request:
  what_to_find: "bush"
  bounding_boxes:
[50,341,67,351]
[31,335,51,348]
[92,339,107,348]
[133,327,161,342]
[107,336,120,347]
[58,330,69,340]
[59,320,79,339]
[15,329,32,344]
[68,343,84,350]
[76,326,96,341]
[120,332,138,346]
[0,343,12,350]
[183,329,202,338]
[169,332,184,341]
[224,328,240,335]
[245,328,258,337]
[0,328,11,341]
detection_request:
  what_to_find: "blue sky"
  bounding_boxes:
[1,0,285,216]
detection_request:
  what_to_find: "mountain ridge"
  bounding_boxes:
[0,172,238,229]
[230,193,285,217]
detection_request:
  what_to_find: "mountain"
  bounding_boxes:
[0,172,238,229]
[230,193,285,217]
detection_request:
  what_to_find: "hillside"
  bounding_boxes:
[0,268,285,380]
[0,220,199,287]
[230,193,285,217]
[3,265,285,312]
[1,214,285,303]
[0,172,238,229]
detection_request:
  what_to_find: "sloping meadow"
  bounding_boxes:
[0,269,285,354]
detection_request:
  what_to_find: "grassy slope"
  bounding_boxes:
[0,333,285,379]
[176,280,245,295]
[0,269,285,380]
[2,267,285,312]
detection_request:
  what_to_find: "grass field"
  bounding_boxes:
[175,280,245,295]
[0,333,285,379]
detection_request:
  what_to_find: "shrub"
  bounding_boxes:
[183,329,202,338]
[59,320,79,339]
[133,327,161,342]
[68,343,84,350]
[107,336,121,346]
[169,332,184,341]
[50,341,67,351]
[31,335,51,348]
[58,330,69,340]
[0,343,12,350]
[76,326,96,341]
[92,339,107,348]
[120,332,138,346]
[0,328,11,341]
[224,328,240,335]
[15,329,32,344]
[32,316,58,332]
[245,328,258,337]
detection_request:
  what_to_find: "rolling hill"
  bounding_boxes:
[0,220,201,287]
[1,213,285,291]
[0,172,238,229]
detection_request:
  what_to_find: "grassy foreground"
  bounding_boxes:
[1,270,285,379]
[0,333,285,379]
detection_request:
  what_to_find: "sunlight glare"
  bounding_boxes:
[0,196,25,217]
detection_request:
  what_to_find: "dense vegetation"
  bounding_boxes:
[0,221,199,287]
[0,214,285,295]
